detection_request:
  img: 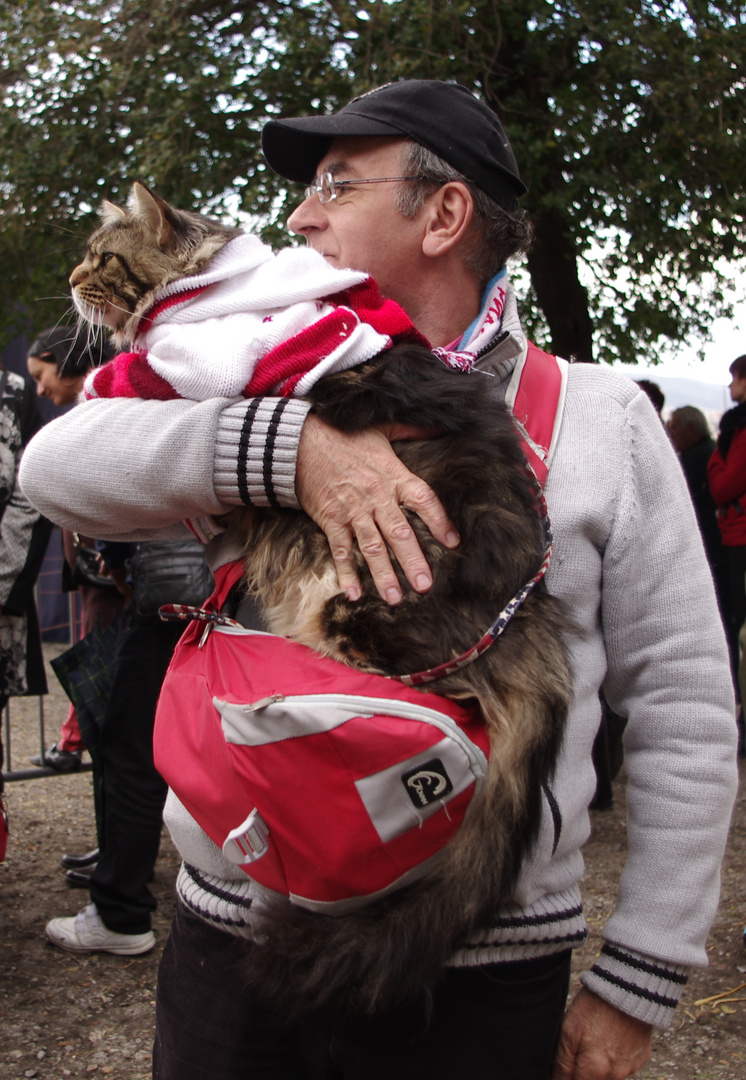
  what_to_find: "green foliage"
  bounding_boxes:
[0,0,744,362]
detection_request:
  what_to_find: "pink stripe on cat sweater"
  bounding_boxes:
[83,235,426,402]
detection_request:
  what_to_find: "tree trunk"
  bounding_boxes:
[527,206,595,363]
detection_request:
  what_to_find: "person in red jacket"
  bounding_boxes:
[708,353,746,745]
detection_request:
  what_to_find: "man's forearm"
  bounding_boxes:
[20,395,309,538]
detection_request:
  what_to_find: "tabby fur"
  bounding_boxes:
[70,181,239,345]
[71,186,573,1017]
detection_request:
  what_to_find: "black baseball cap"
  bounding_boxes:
[261,80,527,212]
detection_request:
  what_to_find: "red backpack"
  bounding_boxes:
[153,344,568,913]
[155,562,491,913]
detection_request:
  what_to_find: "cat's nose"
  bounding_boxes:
[69,264,85,287]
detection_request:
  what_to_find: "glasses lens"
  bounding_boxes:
[319,173,336,203]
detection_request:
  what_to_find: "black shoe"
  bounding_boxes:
[61,847,99,870]
[30,744,82,773]
[65,864,97,887]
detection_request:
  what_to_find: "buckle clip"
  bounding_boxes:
[222,809,270,864]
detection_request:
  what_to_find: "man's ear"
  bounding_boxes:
[421,182,474,259]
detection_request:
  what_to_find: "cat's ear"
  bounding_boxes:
[129,181,177,248]
[99,200,127,227]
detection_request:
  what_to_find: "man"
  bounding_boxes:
[20,81,737,1079]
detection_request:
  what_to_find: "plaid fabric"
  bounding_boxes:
[50,615,122,761]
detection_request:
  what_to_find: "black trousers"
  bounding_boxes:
[88,607,183,934]
[153,902,571,1080]
[0,693,6,796]
[727,547,746,743]
[727,546,746,659]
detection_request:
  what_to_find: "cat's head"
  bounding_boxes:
[70,181,239,345]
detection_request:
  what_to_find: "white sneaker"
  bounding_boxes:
[45,903,155,956]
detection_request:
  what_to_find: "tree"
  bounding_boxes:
[1,0,744,363]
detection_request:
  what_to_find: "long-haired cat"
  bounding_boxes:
[71,184,573,1016]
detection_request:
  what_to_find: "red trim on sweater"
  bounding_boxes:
[89,352,180,400]
[137,286,211,337]
[245,308,362,396]
[325,279,429,347]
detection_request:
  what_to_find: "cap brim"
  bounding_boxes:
[262,114,403,184]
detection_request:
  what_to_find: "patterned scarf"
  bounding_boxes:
[433,270,508,372]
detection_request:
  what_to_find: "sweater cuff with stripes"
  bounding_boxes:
[214,397,312,510]
[581,943,689,1029]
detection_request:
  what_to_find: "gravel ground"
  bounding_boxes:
[1,643,745,1079]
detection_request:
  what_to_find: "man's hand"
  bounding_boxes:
[551,989,653,1080]
[295,414,459,604]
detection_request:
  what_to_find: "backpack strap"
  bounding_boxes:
[159,557,245,640]
[401,343,563,687]
[505,342,569,488]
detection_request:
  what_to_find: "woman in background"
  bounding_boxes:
[0,357,52,858]
[26,327,124,778]
[708,353,746,755]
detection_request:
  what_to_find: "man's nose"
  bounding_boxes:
[287,195,326,235]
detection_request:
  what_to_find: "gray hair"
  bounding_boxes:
[672,406,710,440]
[394,141,533,285]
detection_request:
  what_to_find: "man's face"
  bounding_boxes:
[287,136,428,304]
[667,412,694,453]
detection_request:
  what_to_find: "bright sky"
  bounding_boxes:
[610,275,746,388]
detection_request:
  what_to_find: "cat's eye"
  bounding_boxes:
[99,252,115,266]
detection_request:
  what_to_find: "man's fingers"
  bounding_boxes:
[550,1032,576,1080]
[550,989,653,1080]
[354,516,406,604]
[296,416,459,603]
[319,497,439,604]
[371,502,432,600]
[380,423,461,551]
[324,513,410,605]
[324,522,365,602]
[400,475,460,552]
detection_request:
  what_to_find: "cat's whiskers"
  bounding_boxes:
[34,299,112,371]
[29,303,102,374]
[46,221,95,241]
[75,318,111,368]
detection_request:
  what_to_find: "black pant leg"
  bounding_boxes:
[0,693,7,797]
[89,608,183,933]
[329,952,571,1080]
[154,900,571,1080]
[727,547,746,727]
[154,903,334,1080]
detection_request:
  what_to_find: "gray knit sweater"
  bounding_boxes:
[19,294,738,1029]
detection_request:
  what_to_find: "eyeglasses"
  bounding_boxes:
[304,172,425,204]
